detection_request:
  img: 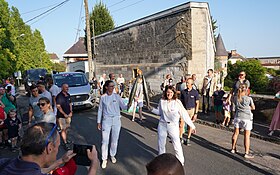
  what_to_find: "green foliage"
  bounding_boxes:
[224,60,269,93]
[51,62,66,72]
[85,1,115,50]
[0,0,53,80]
[211,16,218,39]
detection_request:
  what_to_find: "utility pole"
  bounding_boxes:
[84,0,93,80]
[92,19,96,77]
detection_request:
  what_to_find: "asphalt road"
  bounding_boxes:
[1,93,280,175]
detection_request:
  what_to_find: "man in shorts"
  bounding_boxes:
[56,83,72,150]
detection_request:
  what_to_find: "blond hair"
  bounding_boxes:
[237,83,248,102]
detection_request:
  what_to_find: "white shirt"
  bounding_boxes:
[6,84,16,96]
[41,90,53,105]
[97,93,127,123]
[49,84,60,97]
[135,83,143,102]
[152,99,195,129]
[117,77,125,84]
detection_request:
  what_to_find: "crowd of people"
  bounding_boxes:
[0,68,279,174]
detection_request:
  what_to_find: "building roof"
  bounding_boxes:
[247,56,280,60]
[63,37,87,57]
[49,53,59,60]
[215,34,228,56]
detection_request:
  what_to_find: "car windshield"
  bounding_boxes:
[53,73,88,87]
[26,69,47,81]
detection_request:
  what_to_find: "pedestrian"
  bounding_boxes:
[212,84,225,124]
[180,78,199,145]
[47,78,60,115]
[175,76,186,96]
[146,153,185,175]
[56,83,73,150]
[37,82,52,106]
[201,69,216,114]
[97,80,128,169]
[0,85,16,114]
[162,74,172,91]
[131,77,144,122]
[191,74,199,93]
[98,73,106,95]
[231,83,255,159]
[28,85,43,124]
[0,100,6,149]
[117,73,125,97]
[229,71,250,115]
[5,78,16,97]
[38,97,56,124]
[149,85,196,165]
[109,73,119,94]
[4,109,21,152]
[91,76,98,99]
[0,122,99,175]
[268,91,280,136]
[221,94,231,127]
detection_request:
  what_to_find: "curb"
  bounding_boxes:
[195,119,280,145]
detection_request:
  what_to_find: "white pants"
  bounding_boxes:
[158,121,184,165]
[101,116,121,160]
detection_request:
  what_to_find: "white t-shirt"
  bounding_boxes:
[49,84,60,97]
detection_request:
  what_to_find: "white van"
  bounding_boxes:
[52,72,94,108]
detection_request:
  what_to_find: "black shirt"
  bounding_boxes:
[212,90,225,106]
[4,118,21,138]
[180,88,199,109]
[56,91,71,118]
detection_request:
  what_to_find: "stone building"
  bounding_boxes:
[215,34,228,87]
[64,2,215,93]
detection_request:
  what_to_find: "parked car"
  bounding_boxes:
[22,68,47,96]
[52,72,94,109]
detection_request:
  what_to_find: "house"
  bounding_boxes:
[246,57,280,70]
[48,53,60,63]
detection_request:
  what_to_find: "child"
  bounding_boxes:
[4,109,21,152]
[221,94,231,127]
[0,100,6,149]
[212,84,225,124]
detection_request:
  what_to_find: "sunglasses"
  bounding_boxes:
[37,102,46,107]
[45,124,57,147]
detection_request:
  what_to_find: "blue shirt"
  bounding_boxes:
[180,88,199,109]
[0,157,47,175]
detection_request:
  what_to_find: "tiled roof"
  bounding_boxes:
[215,34,228,56]
[49,53,59,60]
[64,37,87,55]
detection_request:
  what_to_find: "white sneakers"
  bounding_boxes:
[101,157,117,169]
[101,160,107,169]
[111,156,117,164]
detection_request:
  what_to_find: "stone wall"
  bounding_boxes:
[94,2,214,93]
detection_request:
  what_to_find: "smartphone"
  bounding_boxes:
[73,144,92,166]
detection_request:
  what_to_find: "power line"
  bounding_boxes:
[25,0,70,24]
[108,0,127,8]
[21,2,62,15]
[111,0,145,13]
[75,0,84,42]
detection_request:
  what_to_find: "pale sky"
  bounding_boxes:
[5,0,280,59]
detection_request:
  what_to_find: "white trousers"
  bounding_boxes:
[101,116,121,160]
[158,121,184,165]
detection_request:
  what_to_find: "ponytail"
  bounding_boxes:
[237,83,248,102]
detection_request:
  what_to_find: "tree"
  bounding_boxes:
[51,62,66,72]
[211,16,218,39]
[84,1,115,50]
[224,60,269,93]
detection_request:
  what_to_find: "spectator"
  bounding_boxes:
[268,91,280,136]
[212,84,225,124]
[97,80,128,169]
[0,100,6,149]
[5,78,16,97]
[4,109,21,152]
[98,73,106,95]
[180,78,199,146]
[109,73,119,94]
[146,153,185,175]
[91,76,98,99]
[231,83,255,159]
[37,82,52,106]
[56,83,73,150]
[0,85,16,114]
[38,97,56,124]
[117,74,125,97]
[175,76,186,96]
[191,74,199,93]
[0,122,99,175]
[201,69,216,114]
[162,74,172,91]
[47,78,60,115]
[149,85,196,165]
[132,78,144,122]
[28,85,43,124]
[221,94,231,127]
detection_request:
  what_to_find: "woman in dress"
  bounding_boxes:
[268,91,280,136]
[38,97,56,124]
[231,83,255,159]
[97,80,128,169]
[149,85,196,165]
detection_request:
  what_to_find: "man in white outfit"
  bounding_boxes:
[47,78,60,115]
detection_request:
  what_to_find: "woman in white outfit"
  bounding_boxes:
[149,85,196,165]
[97,80,128,169]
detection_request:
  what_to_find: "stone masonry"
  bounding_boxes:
[94,2,215,93]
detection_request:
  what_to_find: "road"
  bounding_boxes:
[1,93,280,175]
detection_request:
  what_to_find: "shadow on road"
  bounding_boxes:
[191,134,274,175]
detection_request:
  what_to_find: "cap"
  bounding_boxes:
[216,84,222,89]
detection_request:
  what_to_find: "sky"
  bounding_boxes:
[5,0,280,59]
